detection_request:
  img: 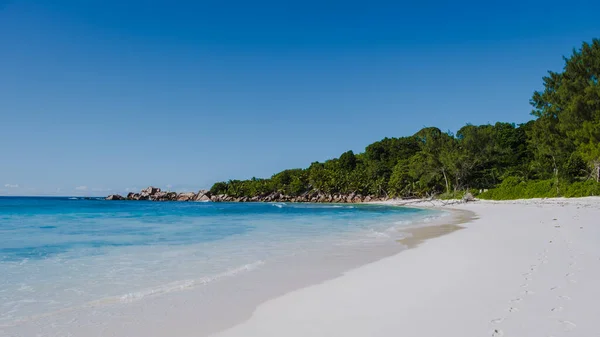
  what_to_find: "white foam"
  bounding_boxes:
[17,284,34,292]
[309,205,355,209]
[393,211,450,227]
[365,230,391,239]
[117,260,265,303]
[119,279,196,302]
[0,260,271,326]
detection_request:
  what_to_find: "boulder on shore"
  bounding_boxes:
[196,194,211,201]
[140,186,160,198]
[130,193,142,200]
[150,191,168,201]
[195,190,211,202]
[177,192,197,201]
[106,194,124,200]
[109,186,385,204]
[462,192,475,202]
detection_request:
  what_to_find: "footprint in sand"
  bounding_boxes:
[557,295,571,300]
[550,286,560,291]
[569,262,583,271]
[510,298,522,303]
[508,307,519,313]
[490,318,504,324]
[521,283,529,288]
[522,290,535,295]
[558,320,576,331]
[491,328,504,336]
[550,306,564,312]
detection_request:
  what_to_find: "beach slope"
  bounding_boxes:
[212,198,600,337]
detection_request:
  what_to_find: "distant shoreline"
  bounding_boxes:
[105,186,398,203]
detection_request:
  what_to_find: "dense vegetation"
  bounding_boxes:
[211,39,600,200]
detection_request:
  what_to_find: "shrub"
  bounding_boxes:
[439,188,479,200]
[479,178,600,200]
[478,179,558,200]
[563,180,600,197]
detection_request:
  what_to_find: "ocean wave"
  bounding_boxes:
[365,229,391,239]
[393,211,450,226]
[1,260,267,328]
[271,202,286,208]
[290,204,355,209]
[17,284,34,292]
[118,279,196,302]
[117,260,265,303]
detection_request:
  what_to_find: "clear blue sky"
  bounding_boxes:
[1,0,599,196]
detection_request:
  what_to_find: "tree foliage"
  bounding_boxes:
[530,38,600,182]
[210,39,600,199]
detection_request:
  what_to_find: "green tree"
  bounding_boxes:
[338,150,357,171]
[413,127,455,194]
[530,39,600,182]
[210,181,228,195]
[389,159,413,197]
[203,40,600,201]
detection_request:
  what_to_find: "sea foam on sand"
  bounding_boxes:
[212,197,600,337]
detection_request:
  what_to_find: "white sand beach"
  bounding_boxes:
[212,197,600,337]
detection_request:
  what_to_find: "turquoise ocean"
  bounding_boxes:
[0,197,444,333]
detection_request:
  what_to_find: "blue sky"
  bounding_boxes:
[1,0,599,196]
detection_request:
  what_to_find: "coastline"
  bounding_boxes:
[393,206,476,249]
[212,197,600,337]
[2,203,453,337]
[6,198,598,337]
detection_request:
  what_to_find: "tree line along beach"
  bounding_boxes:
[108,40,600,204]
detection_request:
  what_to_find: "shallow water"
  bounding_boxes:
[0,197,444,333]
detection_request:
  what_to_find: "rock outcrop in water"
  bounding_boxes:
[106,194,125,200]
[106,186,390,203]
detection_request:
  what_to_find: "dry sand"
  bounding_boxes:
[212,197,600,337]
